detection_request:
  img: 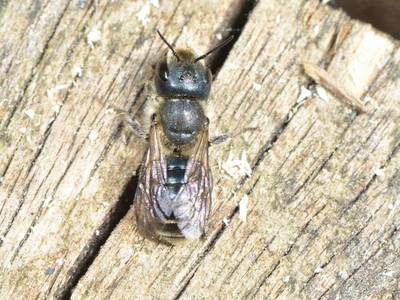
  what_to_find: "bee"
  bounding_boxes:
[132,31,233,243]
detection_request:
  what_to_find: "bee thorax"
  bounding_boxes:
[160,99,205,145]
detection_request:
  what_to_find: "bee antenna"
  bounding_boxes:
[194,35,234,62]
[157,30,180,62]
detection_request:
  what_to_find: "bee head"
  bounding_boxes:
[155,49,212,99]
[155,30,233,100]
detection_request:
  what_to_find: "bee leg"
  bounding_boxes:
[110,106,147,139]
[209,133,230,145]
[209,127,258,145]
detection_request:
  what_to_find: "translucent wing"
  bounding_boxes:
[172,126,212,239]
[133,123,170,240]
[134,122,212,241]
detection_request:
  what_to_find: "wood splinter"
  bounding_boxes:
[302,61,368,113]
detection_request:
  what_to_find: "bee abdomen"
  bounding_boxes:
[166,156,187,199]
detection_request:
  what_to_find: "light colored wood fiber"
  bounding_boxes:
[0,0,399,299]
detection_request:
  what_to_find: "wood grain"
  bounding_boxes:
[73,0,400,299]
[0,0,245,298]
[1,0,399,299]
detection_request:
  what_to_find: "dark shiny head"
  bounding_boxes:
[155,30,234,100]
[155,49,212,99]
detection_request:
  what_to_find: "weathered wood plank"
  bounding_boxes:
[72,0,399,299]
[0,0,71,100]
[0,0,245,298]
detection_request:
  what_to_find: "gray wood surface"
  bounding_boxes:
[0,0,399,299]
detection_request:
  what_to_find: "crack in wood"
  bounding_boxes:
[343,140,400,213]
[1,162,41,241]
[9,196,50,263]
[8,91,123,262]
[298,249,339,294]
[2,31,93,251]
[56,172,140,299]
[171,86,314,296]
[0,0,96,247]
[250,260,282,298]
[131,3,263,299]
[173,204,244,299]
[68,3,400,299]
[327,235,391,297]
[0,146,19,214]
[289,121,356,211]
[171,158,267,296]
[4,0,398,298]
[317,281,336,300]
[292,143,400,296]
[312,203,397,297]
[220,235,254,283]
[277,146,399,297]
[43,251,69,299]
[1,1,98,197]
[53,0,214,297]
[277,119,317,172]
[249,203,328,298]
[174,266,199,300]
[2,0,73,129]
[0,166,22,218]
[0,0,52,85]
[207,0,258,75]
[0,147,15,180]
[223,234,277,297]
[253,99,299,170]
[343,117,384,167]
[2,97,68,249]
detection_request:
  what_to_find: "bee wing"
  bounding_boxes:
[133,123,171,240]
[172,126,212,239]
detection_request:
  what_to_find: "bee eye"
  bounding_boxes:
[157,60,169,81]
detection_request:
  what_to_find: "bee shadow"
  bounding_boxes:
[119,167,141,212]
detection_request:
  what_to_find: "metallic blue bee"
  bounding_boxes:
[133,31,232,243]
